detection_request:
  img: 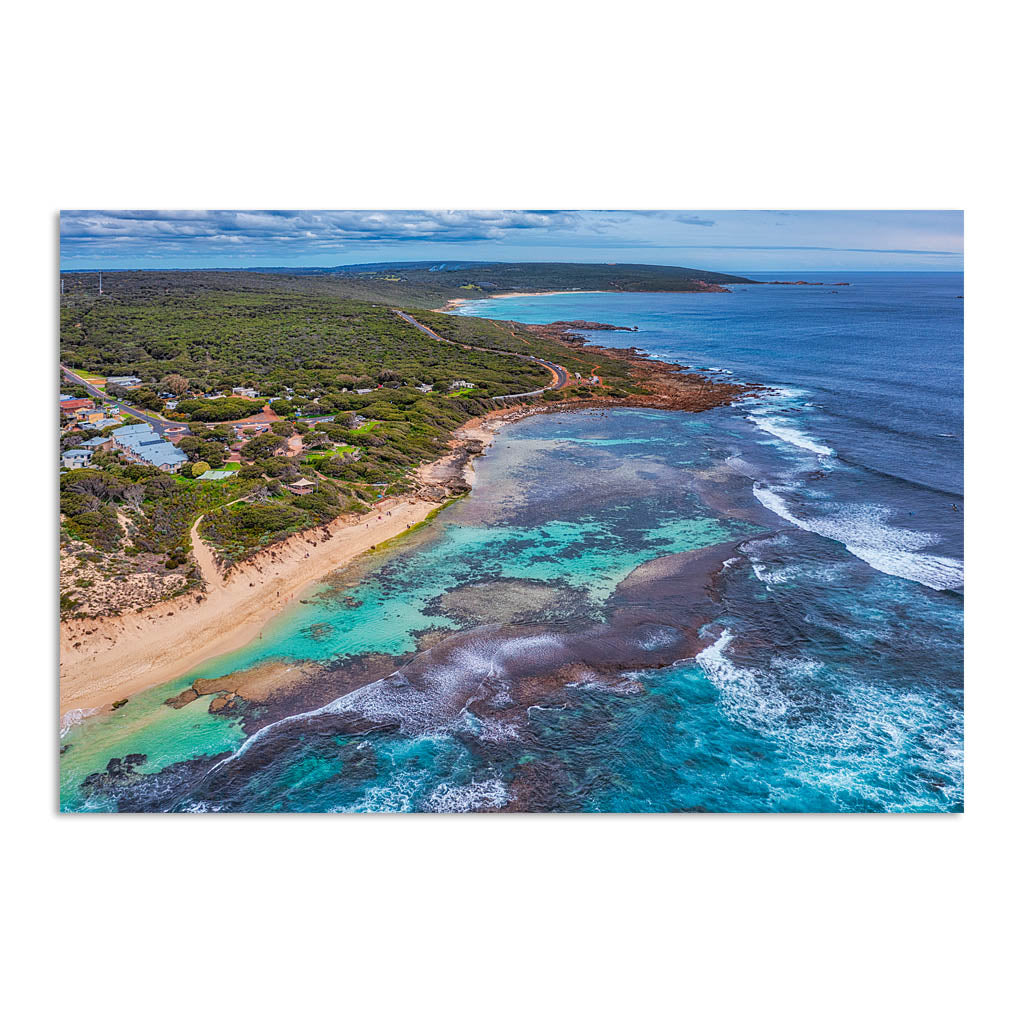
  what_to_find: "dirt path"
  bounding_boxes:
[60,497,437,716]
[190,497,249,588]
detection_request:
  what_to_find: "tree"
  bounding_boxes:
[191,461,211,478]
[164,373,189,396]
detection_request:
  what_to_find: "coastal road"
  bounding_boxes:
[392,309,569,400]
[61,364,175,434]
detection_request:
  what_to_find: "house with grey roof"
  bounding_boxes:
[62,449,92,469]
[112,424,189,471]
[112,423,152,440]
[79,436,112,451]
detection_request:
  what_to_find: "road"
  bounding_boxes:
[393,310,569,399]
[60,364,175,434]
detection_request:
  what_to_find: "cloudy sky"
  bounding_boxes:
[59,210,963,272]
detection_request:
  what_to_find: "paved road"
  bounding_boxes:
[60,365,175,434]
[393,310,569,399]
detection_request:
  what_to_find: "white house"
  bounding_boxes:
[62,449,92,469]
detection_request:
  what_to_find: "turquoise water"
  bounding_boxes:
[60,275,963,812]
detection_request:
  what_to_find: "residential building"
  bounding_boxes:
[62,449,93,469]
[112,424,189,471]
[60,398,94,416]
[111,423,153,441]
[75,407,107,424]
[79,436,113,452]
[232,386,259,398]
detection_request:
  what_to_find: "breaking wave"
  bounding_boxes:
[747,414,836,458]
[752,484,964,591]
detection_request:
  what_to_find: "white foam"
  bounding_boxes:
[753,484,964,591]
[694,631,963,810]
[747,414,835,458]
[426,777,509,813]
[60,706,101,737]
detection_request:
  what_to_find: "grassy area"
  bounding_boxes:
[304,444,357,463]
[349,420,381,435]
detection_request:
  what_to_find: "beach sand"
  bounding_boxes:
[59,407,531,720]
[431,290,605,313]
[59,497,436,717]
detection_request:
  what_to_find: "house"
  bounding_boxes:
[106,376,142,387]
[232,386,259,399]
[59,393,72,401]
[355,388,374,395]
[62,449,92,469]
[79,436,113,452]
[89,418,121,430]
[450,380,474,389]
[415,384,433,393]
[286,477,317,496]
[139,442,188,472]
[75,407,107,424]
[164,400,178,410]
[112,424,189,471]
[60,398,94,416]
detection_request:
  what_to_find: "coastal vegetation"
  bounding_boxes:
[60,261,753,310]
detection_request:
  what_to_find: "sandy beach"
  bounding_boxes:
[432,290,605,313]
[60,496,437,718]
[59,375,742,723]
[58,408,533,721]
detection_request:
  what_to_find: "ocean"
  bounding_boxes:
[59,272,964,812]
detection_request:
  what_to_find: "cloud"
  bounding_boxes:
[59,209,584,254]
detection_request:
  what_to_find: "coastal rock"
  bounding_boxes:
[546,320,638,332]
[165,687,198,709]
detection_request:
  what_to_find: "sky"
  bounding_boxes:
[59,210,964,273]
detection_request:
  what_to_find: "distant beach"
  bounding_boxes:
[432,290,605,313]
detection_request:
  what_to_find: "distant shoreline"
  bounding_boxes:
[432,290,606,313]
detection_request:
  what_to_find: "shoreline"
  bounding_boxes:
[431,290,606,313]
[60,496,445,720]
[59,405,539,721]
[60,349,755,722]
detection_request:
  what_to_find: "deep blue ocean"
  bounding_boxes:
[60,272,963,812]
